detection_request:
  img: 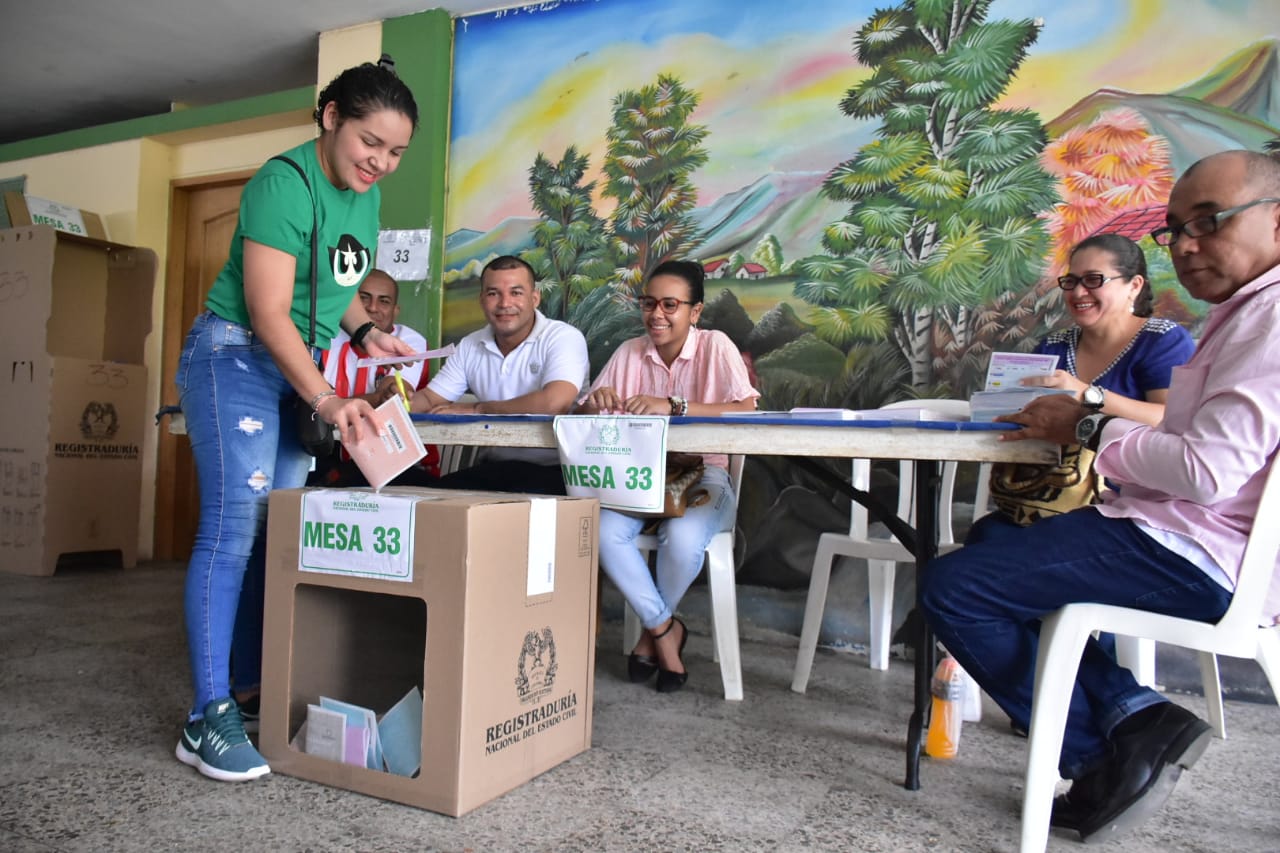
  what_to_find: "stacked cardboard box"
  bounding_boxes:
[260,487,599,816]
[0,196,156,576]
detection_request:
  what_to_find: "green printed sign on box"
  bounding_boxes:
[553,415,668,513]
[298,490,428,582]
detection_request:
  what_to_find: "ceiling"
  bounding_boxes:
[0,1,505,146]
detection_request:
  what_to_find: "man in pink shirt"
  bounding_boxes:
[921,150,1280,843]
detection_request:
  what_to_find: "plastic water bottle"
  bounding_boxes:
[956,662,983,723]
[926,656,964,759]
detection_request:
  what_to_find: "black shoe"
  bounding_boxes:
[1068,702,1212,843]
[627,653,659,683]
[654,617,689,694]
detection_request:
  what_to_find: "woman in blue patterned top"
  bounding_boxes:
[1022,233,1195,421]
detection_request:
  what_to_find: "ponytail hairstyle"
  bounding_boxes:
[648,259,706,305]
[314,54,419,134]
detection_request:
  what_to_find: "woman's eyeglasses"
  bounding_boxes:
[1057,274,1125,291]
[639,296,695,313]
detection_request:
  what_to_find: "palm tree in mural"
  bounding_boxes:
[525,147,618,320]
[538,281,645,377]
[796,0,1058,393]
[601,73,709,293]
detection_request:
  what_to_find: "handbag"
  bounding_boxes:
[653,452,709,518]
[988,443,1100,526]
[273,155,335,458]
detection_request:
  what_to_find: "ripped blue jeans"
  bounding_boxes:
[176,311,313,719]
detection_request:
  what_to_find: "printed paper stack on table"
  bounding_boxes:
[969,353,1073,422]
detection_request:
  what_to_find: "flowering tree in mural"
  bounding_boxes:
[1041,108,1175,272]
[526,146,617,320]
[602,73,710,293]
[797,0,1058,392]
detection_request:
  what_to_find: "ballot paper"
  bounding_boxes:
[982,352,1058,391]
[346,398,427,490]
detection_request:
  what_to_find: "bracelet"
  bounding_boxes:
[350,321,377,350]
[309,389,337,411]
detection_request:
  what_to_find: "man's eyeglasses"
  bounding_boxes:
[1057,274,1125,291]
[1150,197,1280,247]
[639,296,695,313]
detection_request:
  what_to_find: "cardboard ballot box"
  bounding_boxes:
[0,217,156,576]
[259,487,599,816]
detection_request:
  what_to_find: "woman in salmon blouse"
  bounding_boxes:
[577,260,760,693]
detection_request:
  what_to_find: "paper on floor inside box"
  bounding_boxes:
[347,397,428,490]
[378,687,424,777]
[320,696,383,771]
[344,724,370,767]
[304,704,347,763]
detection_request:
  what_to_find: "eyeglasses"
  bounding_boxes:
[1057,273,1125,291]
[1150,197,1280,247]
[639,296,695,313]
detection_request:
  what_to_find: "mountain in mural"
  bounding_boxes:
[1045,39,1280,171]
[444,170,844,274]
[443,215,539,273]
[1172,38,1280,124]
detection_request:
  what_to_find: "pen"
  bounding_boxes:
[393,369,411,412]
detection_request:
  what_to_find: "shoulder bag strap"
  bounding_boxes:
[268,154,319,349]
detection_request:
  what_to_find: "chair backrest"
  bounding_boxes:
[846,399,967,544]
[727,453,746,503]
[1212,454,1280,633]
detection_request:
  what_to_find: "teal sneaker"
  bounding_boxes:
[175,697,270,782]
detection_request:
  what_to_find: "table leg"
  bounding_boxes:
[904,459,940,790]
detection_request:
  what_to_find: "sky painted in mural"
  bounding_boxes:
[448,0,1280,237]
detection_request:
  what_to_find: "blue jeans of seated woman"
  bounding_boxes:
[920,508,1231,779]
[177,311,313,720]
[599,465,736,631]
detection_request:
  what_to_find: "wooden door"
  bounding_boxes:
[153,174,252,561]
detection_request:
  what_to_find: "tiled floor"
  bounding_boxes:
[1,563,1277,852]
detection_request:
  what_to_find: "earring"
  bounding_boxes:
[1128,298,1135,314]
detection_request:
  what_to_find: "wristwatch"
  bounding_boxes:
[1082,384,1106,410]
[669,396,688,417]
[1075,413,1115,451]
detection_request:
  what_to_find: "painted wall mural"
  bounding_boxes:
[444,0,1280,648]
[446,0,1280,404]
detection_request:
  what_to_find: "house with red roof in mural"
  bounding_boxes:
[704,259,768,280]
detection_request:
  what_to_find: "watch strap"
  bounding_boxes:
[1080,414,1117,452]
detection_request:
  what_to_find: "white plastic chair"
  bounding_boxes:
[792,399,973,690]
[1019,457,1280,853]
[621,455,747,701]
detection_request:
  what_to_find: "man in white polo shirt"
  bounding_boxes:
[406,255,589,494]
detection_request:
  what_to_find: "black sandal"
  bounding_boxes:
[653,617,689,693]
[627,648,659,683]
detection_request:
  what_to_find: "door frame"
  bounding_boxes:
[153,170,255,561]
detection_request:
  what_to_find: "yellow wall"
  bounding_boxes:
[0,21,385,561]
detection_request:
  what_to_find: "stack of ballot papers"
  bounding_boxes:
[296,687,423,777]
[970,352,1071,421]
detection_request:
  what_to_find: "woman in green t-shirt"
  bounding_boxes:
[174,58,419,782]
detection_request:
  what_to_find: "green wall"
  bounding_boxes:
[381,9,453,350]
